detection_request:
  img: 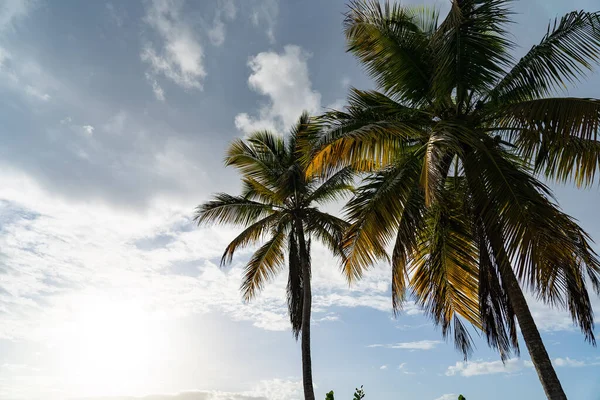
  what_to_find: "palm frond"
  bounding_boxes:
[493,97,600,186]
[305,209,350,261]
[194,194,276,227]
[306,166,354,205]
[342,152,423,282]
[225,136,283,186]
[345,0,433,105]
[221,212,286,266]
[390,186,426,311]
[476,222,519,359]
[241,177,283,205]
[241,225,287,301]
[307,90,429,177]
[463,141,600,344]
[409,190,481,359]
[432,0,513,105]
[489,11,600,103]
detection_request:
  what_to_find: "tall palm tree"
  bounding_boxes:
[194,113,352,400]
[308,2,600,399]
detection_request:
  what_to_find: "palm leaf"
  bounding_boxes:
[409,190,481,358]
[194,194,276,227]
[241,225,287,301]
[221,212,286,266]
[307,90,429,177]
[342,152,423,282]
[345,0,433,105]
[489,11,600,103]
[432,0,513,105]
[493,97,600,186]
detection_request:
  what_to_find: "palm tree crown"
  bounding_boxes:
[308,2,600,399]
[195,112,352,400]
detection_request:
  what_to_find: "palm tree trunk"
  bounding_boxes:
[296,217,315,400]
[499,262,568,400]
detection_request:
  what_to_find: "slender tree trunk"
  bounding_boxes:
[296,217,315,400]
[499,262,568,400]
[465,156,567,400]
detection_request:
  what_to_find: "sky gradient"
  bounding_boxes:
[0,0,599,399]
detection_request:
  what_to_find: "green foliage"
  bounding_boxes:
[309,0,600,361]
[353,386,365,400]
[458,395,466,400]
[195,112,352,338]
[324,386,365,399]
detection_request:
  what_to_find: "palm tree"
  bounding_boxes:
[308,2,600,399]
[195,113,352,400]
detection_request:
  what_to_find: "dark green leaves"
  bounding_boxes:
[490,11,600,103]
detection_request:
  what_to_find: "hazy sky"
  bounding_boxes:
[0,1,599,399]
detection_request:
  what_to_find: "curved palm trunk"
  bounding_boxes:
[296,218,316,400]
[500,262,567,400]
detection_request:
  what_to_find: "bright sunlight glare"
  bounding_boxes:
[49,292,168,398]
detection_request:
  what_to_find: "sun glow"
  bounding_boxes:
[52,292,168,397]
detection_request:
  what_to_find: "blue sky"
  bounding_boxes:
[0,0,599,399]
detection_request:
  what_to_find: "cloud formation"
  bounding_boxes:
[368,340,441,351]
[445,358,526,377]
[0,0,35,32]
[208,0,237,46]
[142,0,206,98]
[250,0,279,43]
[235,45,321,135]
[434,395,458,400]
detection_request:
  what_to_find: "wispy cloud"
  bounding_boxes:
[445,358,527,377]
[0,47,55,103]
[446,356,600,378]
[250,0,279,43]
[397,362,416,375]
[208,0,236,46]
[368,340,442,351]
[141,0,206,99]
[434,394,458,400]
[553,357,600,368]
[0,0,36,33]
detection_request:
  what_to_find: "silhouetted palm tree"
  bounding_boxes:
[195,113,352,400]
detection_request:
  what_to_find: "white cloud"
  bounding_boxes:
[142,0,206,96]
[145,72,165,101]
[368,340,441,350]
[0,46,57,104]
[250,0,278,43]
[553,357,600,368]
[397,362,416,375]
[234,112,278,134]
[81,125,94,137]
[208,0,236,46]
[0,172,410,345]
[23,379,302,400]
[380,365,388,370]
[0,0,35,32]
[235,45,321,135]
[434,395,458,400]
[24,84,50,101]
[445,358,527,377]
